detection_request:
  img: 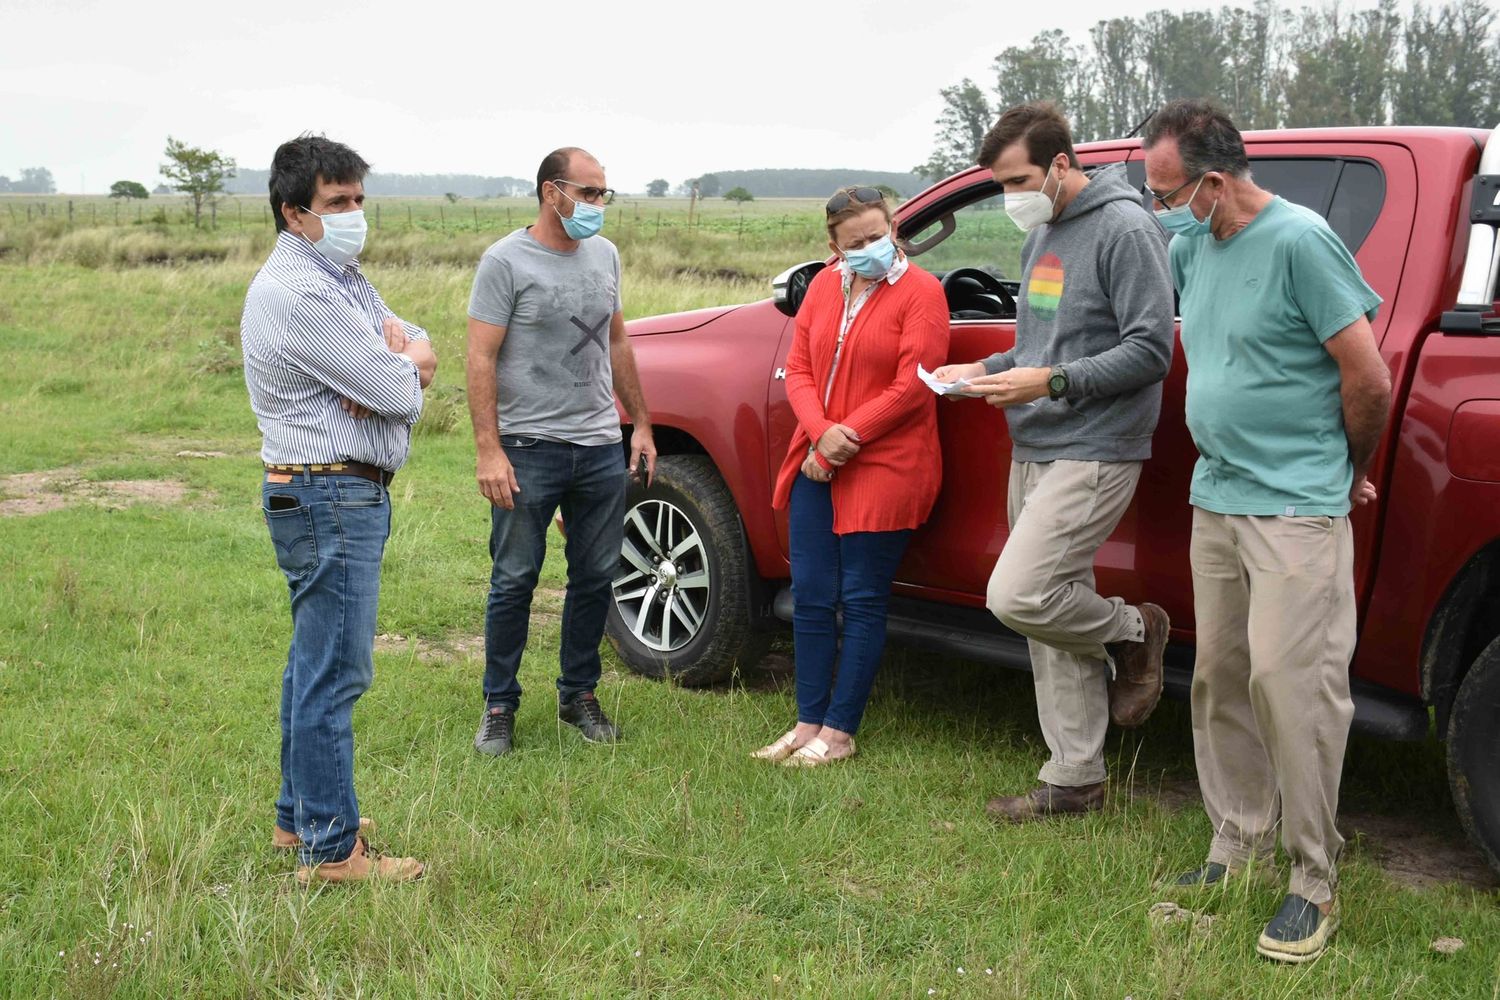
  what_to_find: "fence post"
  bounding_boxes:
[375,203,381,230]
[407,205,413,230]
[211,201,217,229]
[439,205,445,232]
[68,200,74,225]
[473,205,480,230]
[237,202,243,228]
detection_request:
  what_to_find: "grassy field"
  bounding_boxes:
[0,207,1496,998]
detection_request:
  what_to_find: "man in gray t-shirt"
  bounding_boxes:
[465,146,656,757]
[469,225,624,445]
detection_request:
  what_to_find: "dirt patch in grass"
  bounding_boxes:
[0,468,192,517]
[1341,811,1498,891]
[374,590,569,665]
[376,632,484,663]
[1150,777,1497,891]
[0,493,70,517]
[92,480,189,505]
[736,650,796,693]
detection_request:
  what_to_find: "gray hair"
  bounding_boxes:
[1142,99,1251,179]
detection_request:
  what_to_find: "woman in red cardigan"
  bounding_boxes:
[752,187,950,767]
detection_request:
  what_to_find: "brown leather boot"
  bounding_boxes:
[295,835,424,886]
[986,781,1106,823]
[1107,603,1170,728]
[274,816,372,851]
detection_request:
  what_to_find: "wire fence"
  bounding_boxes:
[0,194,831,242]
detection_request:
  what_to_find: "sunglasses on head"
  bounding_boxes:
[825,187,884,215]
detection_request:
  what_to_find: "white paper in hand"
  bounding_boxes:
[918,363,971,396]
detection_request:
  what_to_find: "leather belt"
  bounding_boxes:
[264,462,395,486]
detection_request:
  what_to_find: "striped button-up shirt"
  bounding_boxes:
[241,231,428,471]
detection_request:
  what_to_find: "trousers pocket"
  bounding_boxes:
[264,500,317,579]
[335,480,385,508]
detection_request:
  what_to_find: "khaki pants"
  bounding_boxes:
[1189,508,1356,905]
[987,460,1146,787]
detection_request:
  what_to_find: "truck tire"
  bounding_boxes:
[604,455,769,686]
[1447,635,1500,876]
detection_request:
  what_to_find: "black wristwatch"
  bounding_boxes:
[1047,365,1069,401]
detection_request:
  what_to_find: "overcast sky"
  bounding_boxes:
[2,0,1388,194]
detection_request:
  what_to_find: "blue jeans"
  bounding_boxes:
[484,436,626,709]
[262,472,390,865]
[789,474,912,735]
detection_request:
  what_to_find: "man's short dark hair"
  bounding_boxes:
[536,147,584,204]
[268,134,370,232]
[1142,99,1251,179]
[977,102,1079,171]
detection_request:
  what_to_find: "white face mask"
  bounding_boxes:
[1004,166,1061,233]
[301,206,367,266]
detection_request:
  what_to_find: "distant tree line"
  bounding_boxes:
[670,168,927,199]
[919,0,1500,178]
[0,167,56,193]
[223,168,533,199]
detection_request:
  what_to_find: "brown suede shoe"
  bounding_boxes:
[274,816,372,851]
[295,835,424,886]
[1107,602,1169,728]
[986,781,1106,823]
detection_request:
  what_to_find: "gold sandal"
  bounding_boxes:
[783,736,856,768]
[751,729,802,761]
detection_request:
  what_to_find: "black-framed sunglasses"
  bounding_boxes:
[551,178,616,205]
[825,186,884,215]
[1142,174,1203,210]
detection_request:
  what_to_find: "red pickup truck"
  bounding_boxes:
[604,125,1500,876]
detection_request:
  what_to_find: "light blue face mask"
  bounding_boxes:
[843,233,897,279]
[1155,176,1217,238]
[553,186,605,240]
[301,206,367,265]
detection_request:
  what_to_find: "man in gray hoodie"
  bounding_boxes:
[933,102,1175,822]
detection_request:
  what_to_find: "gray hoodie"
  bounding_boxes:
[982,163,1175,462]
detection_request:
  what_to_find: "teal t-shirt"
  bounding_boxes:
[1171,197,1381,517]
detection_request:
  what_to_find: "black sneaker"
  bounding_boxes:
[474,706,515,756]
[559,692,620,744]
[1256,893,1339,964]
[1168,861,1235,889]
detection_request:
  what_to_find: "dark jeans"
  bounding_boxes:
[789,474,912,735]
[263,472,390,865]
[483,436,626,710]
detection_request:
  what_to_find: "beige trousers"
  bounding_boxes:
[987,460,1146,787]
[1189,508,1356,905]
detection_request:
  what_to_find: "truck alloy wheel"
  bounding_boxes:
[604,455,768,685]
[614,496,710,653]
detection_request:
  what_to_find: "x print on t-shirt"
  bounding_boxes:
[569,314,609,356]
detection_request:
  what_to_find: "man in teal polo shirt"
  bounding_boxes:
[1143,99,1392,964]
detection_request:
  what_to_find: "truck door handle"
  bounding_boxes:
[774,368,786,380]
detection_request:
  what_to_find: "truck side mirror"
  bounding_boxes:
[772,260,826,318]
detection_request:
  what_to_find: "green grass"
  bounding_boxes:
[0,220,1496,998]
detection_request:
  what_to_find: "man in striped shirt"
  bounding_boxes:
[242,134,434,884]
